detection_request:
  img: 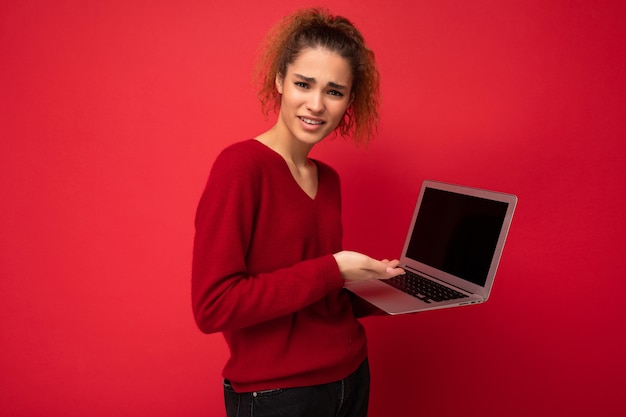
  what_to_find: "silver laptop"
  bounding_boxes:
[344,180,517,315]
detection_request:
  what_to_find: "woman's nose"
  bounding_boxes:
[306,92,325,114]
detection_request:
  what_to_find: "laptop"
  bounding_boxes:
[344,180,517,315]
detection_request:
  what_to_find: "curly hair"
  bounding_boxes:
[254,8,380,146]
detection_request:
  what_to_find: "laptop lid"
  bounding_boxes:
[400,180,518,300]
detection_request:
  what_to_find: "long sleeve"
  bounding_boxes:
[192,143,344,334]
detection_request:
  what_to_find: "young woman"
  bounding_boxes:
[192,8,404,417]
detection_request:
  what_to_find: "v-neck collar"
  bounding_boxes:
[251,139,321,201]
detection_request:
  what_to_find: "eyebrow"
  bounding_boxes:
[294,73,348,90]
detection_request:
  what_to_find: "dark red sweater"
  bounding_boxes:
[192,140,367,393]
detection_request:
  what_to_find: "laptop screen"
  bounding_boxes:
[405,187,509,287]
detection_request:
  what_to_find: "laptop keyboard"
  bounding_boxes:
[383,270,469,304]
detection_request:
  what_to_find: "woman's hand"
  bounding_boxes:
[333,250,405,282]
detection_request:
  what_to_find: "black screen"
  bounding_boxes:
[405,188,508,287]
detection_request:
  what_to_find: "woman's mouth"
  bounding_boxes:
[298,116,324,125]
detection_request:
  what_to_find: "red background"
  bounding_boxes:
[1,0,625,416]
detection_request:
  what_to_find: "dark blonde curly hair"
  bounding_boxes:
[254,8,380,146]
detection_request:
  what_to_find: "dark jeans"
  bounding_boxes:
[223,359,370,417]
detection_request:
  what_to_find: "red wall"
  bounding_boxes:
[1,0,624,416]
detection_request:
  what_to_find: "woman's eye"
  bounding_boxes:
[295,82,309,89]
[328,90,344,97]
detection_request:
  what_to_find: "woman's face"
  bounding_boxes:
[276,47,353,147]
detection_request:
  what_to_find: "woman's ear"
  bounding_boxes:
[275,74,284,94]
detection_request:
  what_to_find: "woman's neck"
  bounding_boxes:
[255,125,319,199]
[255,124,313,168]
